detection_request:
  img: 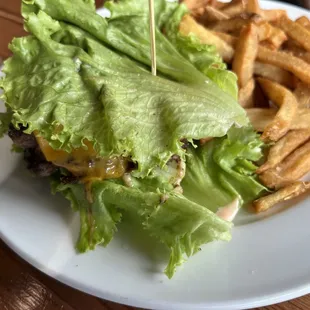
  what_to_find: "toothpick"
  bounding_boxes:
[148,0,157,76]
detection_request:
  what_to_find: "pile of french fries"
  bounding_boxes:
[182,0,310,213]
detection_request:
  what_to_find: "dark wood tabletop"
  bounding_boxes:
[1,1,310,309]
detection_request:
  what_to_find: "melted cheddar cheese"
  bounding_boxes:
[35,135,127,180]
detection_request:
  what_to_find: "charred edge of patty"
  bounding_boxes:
[9,125,60,178]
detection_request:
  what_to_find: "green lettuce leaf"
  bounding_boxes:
[0,113,12,138]
[1,10,247,176]
[21,0,204,85]
[22,0,235,90]
[51,178,122,252]
[52,177,232,278]
[104,0,178,29]
[164,4,238,99]
[182,127,267,211]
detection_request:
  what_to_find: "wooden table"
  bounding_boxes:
[1,1,310,309]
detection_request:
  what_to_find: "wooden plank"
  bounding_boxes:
[0,16,26,58]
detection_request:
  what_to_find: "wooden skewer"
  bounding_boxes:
[148,0,157,76]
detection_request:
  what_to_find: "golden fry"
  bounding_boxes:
[267,26,287,49]
[257,22,273,41]
[200,6,229,24]
[233,23,259,88]
[247,108,310,132]
[261,9,287,22]
[254,182,310,213]
[222,0,246,18]
[210,14,263,34]
[257,129,310,173]
[259,40,277,50]
[300,52,310,64]
[257,78,298,141]
[191,7,205,20]
[239,78,255,108]
[289,109,310,130]
[254,62,293,88]
[296,16,310,30]
[212,31,238,47]
[179,15,234,62]
[260,141,310,189]
[282,40,310,64]
[246,0,261,14]
[282,39,305,56]
[257,46,310,84]
[277,16,310,52]
[294,82,310,108]
[246,108,277,132]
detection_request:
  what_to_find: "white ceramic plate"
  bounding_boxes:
[1,1,310,309]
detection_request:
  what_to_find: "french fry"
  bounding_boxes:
[260,40,277,50]
[239,78,255,108]
[246,108,277,132]
[294,82,310,108]
[191,7,205,20]
[257,46,310,85]
[257,78,298,141]
[210,17,248,33]
[260,141,310,188]
[233,23,259,88]
[300,52,310,64]
[212,31,238,47]
[268,26,287,49]
[247,108,310,132]
[254,182,310,213]
[257,129,310,173]
[296,16,310,30]
[210,14,263,34]
[179,15,234,62]
[246,0,261,14]
[222,0,246,18]
[282,39,305,56]
[292,109,310,130]
[261,9,287,22]
[199,6,229,24]
[282,40,310,64]
[257,22,273,41]
[277,16,310,52]
[254,62,293,88]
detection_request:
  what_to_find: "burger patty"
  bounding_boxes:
[8,125,186,181]
[8,125,58,177]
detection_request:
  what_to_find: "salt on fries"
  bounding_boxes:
[181,0,310,212]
